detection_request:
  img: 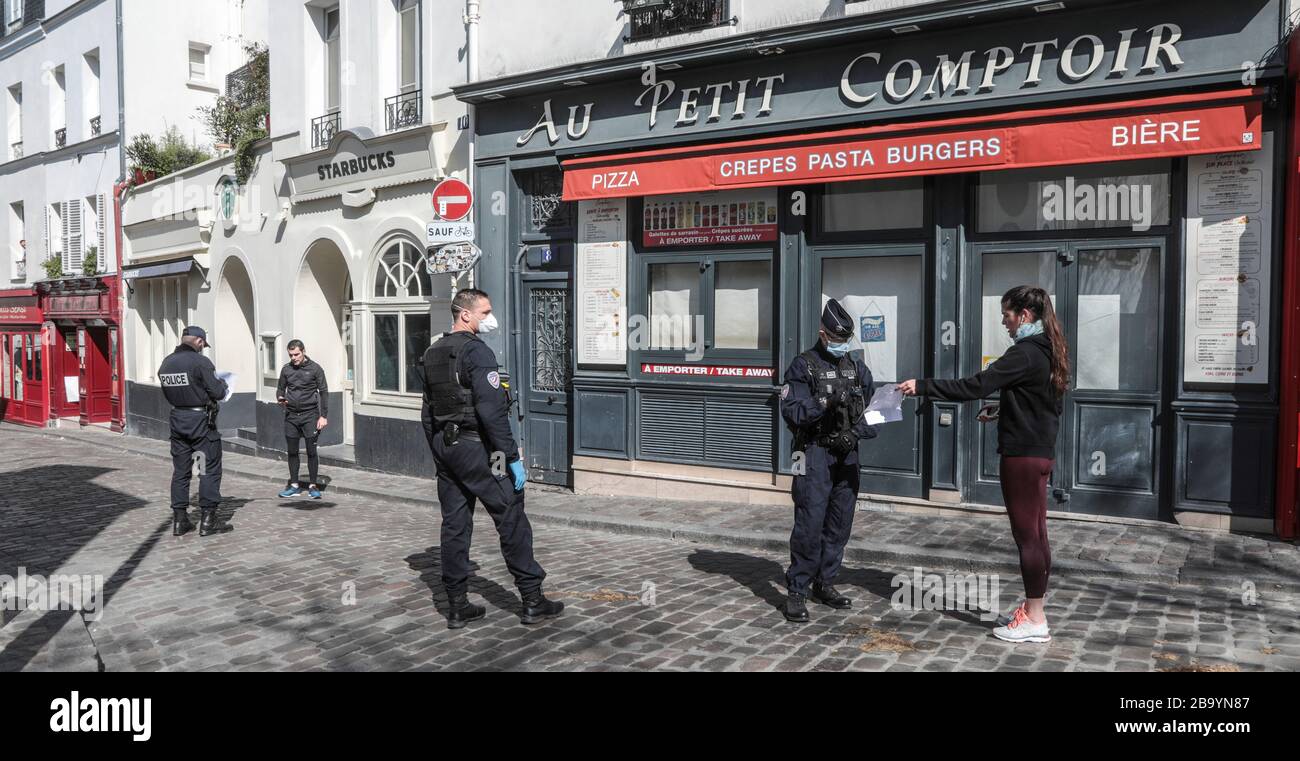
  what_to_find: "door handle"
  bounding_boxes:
[546,395,556,405]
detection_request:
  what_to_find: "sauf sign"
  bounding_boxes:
[514,19,1203,149]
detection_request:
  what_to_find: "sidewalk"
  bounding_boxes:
[16,423,1300,594]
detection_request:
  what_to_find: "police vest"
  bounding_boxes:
[423,332,478,431]
[800,349,866,441]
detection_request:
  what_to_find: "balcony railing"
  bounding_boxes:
[89,115,101,136]
[226,63,258,109]
[311,111,341,149]
[623,0,732,43]
[9,141,21,160]
[54,127,66,149]
[385,90,422,132]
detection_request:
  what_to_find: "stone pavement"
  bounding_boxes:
[1,423,1298,672]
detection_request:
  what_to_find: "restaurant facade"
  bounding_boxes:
[455,0,1296,536]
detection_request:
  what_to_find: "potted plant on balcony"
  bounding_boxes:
[42,255,63,281]
[198,42,270,185]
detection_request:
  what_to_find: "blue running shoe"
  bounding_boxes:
[307,485,322,500]
[278,484,302,498]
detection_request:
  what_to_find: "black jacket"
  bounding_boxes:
[159,344,228,408]
[919,334,1062,459]
[780,344,878,441]
[420,332,520,463]
[276,358,328,417]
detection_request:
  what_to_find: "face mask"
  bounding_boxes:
[826,341,851,357]
[477,313,499,335]
[1015,320,1044,342]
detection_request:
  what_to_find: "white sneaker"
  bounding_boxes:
[993,606,1051,643]
[994,601,1025,627]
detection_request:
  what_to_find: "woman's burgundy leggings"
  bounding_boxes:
[999,456,1054,599]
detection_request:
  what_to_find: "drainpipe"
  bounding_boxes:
[112,0,128,433]
[464,0,480,295]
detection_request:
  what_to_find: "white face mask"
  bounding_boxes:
[477,313,499,335]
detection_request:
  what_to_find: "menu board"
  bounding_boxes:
[642,190,779,248]
[1183,135,1272,385]
[577,198,628,366]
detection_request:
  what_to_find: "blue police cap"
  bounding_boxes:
[183,325,211,346]
[821,299,853,341]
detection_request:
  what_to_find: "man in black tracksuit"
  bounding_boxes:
[421,288,562,629]
[158,326,231,537]
[276,340,328,499]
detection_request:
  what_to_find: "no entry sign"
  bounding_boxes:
[432,178,473,221]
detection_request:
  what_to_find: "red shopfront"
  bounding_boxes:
[0,288,51,427]
[36,277,122,430]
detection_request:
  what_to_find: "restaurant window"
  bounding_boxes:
[644,252,772,360]
[371,238,434,396]
[821,177,926,235]
[976,159,1172,234]
[821,254,923,384]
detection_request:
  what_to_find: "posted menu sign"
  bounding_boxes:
[642,190,778,248]
[1183,135,1272,385]
[577,198,628,366]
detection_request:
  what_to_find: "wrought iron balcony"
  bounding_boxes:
[54,127,66,149]
[385,90,422,132]
[89,115,101,136]
[311,111,341,149]
[623,0,732,43]
[226,63,259,109]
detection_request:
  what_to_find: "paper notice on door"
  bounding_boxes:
[215,371,236,403]
[64,376,79,403]
[863,383,904,426]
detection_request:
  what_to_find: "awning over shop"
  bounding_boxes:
[122,259,196,282]
[561,88,1265,200]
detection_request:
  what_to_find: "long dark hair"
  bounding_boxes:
[1003,285,1069,397]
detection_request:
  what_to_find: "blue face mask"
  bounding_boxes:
[826,341,852,357]
[1015,320,1045,342]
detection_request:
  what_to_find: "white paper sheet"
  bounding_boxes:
[863,383,904,425]
[215,371,236,403]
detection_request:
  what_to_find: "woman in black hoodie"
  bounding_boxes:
[899,286,1068,644]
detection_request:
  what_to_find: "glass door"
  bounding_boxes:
[966,240,1164,519]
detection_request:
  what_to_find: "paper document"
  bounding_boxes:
[863,383,904,426]
[215,371,236,404]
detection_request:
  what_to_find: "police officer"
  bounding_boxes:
[421,288,563,629]
[158,326,231,537]
[779,299,877,623]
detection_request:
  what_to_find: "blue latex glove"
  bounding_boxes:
[509,460,527,492]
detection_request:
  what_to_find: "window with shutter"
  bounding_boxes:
[96,194,107,270]
[62,199,82,273]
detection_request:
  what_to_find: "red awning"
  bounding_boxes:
[562,88,1265,200]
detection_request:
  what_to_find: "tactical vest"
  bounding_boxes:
[423,332,478,432]
[797,349,866,445]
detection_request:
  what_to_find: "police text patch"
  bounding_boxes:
[160,373,190,387]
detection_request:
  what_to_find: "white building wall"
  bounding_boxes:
[0,0,121,284]
[472,0,959,81]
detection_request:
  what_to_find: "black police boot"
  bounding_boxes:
[447,595,486,630]
[811,582,852,610]
[783,592,810,623]
[172,509,194,537]
[519,591,564,625]
[199,507,231,537]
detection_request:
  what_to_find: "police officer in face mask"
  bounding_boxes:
[420,288,563,629]
[778,299,877,623]
[158,326,232,537]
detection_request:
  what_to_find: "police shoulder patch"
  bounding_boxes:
[487,371,500,389]
[780,383,790,399]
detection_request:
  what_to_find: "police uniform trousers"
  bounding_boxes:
[787,442,859,595]
[430,432,545,598]
[169,408,223,511]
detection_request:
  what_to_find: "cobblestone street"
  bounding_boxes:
[1,425,1298,672]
